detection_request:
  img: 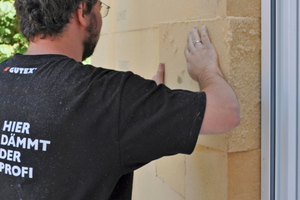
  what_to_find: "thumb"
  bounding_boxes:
[152,63,165,85]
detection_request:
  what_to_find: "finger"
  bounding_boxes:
[184,44,190,57]
[152,63,165,85]
[191,27,202,47]
[200,25,211,45]
[184,44,192,62]
[187,32,196,53]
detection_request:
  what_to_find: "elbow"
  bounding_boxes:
[216,105,241,134]
[200,107,241,135]
[225,104,241,132]
[216,110,240,134]
[200,93,241,135]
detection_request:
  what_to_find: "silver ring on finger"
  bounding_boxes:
[193,40,201,46]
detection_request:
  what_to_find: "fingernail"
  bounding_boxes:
[201,25,205,30]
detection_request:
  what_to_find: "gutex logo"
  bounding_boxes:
[3,67,37,74]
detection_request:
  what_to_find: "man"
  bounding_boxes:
[0,0,240,199]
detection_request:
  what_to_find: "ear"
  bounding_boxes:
[76,2,89,28]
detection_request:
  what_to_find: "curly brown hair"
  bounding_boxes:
[14,0,98,41]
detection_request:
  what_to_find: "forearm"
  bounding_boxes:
[185,26,240,135]
[199,68,240,134]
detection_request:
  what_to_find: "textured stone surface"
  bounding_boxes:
[226,18,261,152]
[185,145,228,200]
[227,0,261,18]
[228,149,261,200]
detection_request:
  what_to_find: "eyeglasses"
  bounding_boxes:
[99,1,110,18]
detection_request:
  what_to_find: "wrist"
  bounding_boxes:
[196,65,224,89]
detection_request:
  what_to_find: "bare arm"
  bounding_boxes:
[185,26,240,135]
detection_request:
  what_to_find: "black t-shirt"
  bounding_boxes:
[0,54,206,200]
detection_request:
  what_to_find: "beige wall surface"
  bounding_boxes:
[92,0,261,199]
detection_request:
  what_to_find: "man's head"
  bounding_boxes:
[15,0,102,60]
[14,0,98,41]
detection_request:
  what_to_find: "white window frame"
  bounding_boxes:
[261,0,299,199]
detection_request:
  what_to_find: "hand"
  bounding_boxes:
[184,26,221,88]
[152,63,165,85]
[184,26,240,134]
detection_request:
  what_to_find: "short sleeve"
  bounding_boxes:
[118,73,206,174]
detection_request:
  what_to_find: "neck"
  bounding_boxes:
[25,19,85,62]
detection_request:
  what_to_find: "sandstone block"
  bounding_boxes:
[185,145,228,200]
[113,28,159,79]
[133,166,184,200]
[156,154,186,197]
[227,0,261,18]
[228,149,261,200]
[226,18,261,152]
